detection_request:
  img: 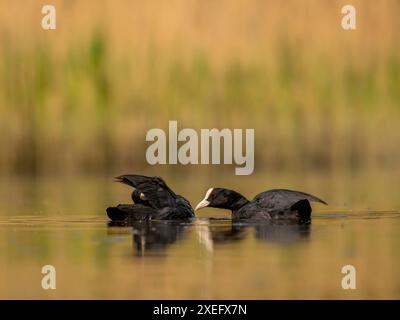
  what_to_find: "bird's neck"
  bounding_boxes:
[229,195,249,212]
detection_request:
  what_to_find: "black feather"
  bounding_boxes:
[199,187,326,222]
[107,175,194,221]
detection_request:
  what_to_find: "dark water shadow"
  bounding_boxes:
[107,220,192,257]
[206,219,311,245]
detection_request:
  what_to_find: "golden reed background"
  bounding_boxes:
[0,0,399,175]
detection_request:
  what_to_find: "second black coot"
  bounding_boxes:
[106,175,195,221]
[195,187,327,222]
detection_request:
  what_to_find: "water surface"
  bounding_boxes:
[1,173,400,299]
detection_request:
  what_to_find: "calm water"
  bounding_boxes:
[1,171,400,299]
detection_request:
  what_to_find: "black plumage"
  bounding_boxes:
[106,175,195,221]
[195,187,327,222]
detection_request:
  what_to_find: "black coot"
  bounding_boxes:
[195,188,327,222]
[106,175,195,221]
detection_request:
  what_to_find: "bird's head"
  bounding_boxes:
[195,188,249,212]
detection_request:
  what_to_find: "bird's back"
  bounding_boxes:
[234,189,326,220]
[254,189,326,207]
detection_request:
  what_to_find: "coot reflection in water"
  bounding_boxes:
[108,220,192,256]
[197,219,311,247]
[107,218,311,259]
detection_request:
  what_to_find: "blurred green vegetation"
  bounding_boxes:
[0,0,399,175]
